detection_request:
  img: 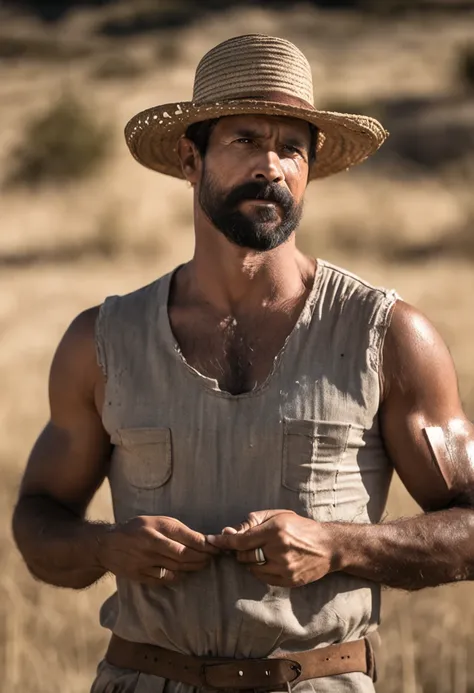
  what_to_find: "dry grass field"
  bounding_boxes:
[1,2,474,692]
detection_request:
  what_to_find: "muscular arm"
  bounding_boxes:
[11,307,113,589]
[332,300,474,589]
[12,308,218,589]
[204,300,474,591]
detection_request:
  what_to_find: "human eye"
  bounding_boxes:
[283,143,304,157]
[235,137,253,144]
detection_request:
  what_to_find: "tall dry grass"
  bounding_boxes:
[1,3,474,692]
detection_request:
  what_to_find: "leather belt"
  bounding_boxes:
[106,634,378,690]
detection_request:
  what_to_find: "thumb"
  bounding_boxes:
[206,524,266,551]
[223,509,291,535]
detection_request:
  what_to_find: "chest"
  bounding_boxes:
[102,291,390,529]
[168,306,300,395]
[105,370,388,531]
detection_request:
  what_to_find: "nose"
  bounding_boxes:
[252,150,285,184]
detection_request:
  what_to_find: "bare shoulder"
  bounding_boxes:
[61,305,100,342]
[386,299,439,336]
[384,299,448,360]
[50,306,104,413]
[52,306,100,368]
[382,299,461,410]
[19,305,110,506]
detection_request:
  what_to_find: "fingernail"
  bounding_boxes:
[206,535,218,545]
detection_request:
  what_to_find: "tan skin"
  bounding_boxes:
[12,114,474,593]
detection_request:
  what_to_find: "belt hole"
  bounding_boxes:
[238,671,244,677]
[265,670,270,676]
[144,656,148,660]
[154,657,158,662]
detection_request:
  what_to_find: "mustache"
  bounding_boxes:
[224,181,294,210]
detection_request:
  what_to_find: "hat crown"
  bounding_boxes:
[193,34,314,107]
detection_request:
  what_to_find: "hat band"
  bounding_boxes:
[204,90,315,112]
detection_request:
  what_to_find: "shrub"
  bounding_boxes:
[6,93,111,187]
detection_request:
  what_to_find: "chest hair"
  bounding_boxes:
[173,310,291,395]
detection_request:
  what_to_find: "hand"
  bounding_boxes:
[97,516,219,585]
[207,510,335,587]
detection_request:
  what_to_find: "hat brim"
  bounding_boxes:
[124,99,388,180]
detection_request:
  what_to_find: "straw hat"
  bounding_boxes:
[125,34,388,180]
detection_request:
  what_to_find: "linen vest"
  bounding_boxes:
[93,259,398,693]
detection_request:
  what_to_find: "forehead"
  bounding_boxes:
[214,114,311,142]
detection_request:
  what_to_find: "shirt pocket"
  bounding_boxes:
[111,427,172,490]
[282,419,351,494]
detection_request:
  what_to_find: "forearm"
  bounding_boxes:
[12,495,111,589]
[330,507,474,590]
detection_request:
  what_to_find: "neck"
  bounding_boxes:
[183,211,315,315]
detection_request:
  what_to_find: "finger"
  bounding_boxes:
[246,565,289,587]
[246,562,280,577]
[146,556,211,573]
[164,523,220,555]
[147,532,216,563]
[206,524,267,551]
[220,512,271,536]
[236,549,272,565]
[140,567,179,585]
[221,521,253,535]
[206,532,243,550]
[214,510,294,544]
[237,510,293,531]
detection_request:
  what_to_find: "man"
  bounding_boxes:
[12,34,474,693]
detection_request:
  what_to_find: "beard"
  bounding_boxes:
[198,166,304,252]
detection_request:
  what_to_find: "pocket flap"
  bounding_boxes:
[113,427,171,447]
[284,419,351,449]
[111,427,172,489]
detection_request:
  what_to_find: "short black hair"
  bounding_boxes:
[185,119,219,158]
[185,118,319,165]
[308,124,319,166]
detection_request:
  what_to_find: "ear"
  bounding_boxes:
[177,136,201,186]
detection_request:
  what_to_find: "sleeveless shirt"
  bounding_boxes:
[92,259,398,693]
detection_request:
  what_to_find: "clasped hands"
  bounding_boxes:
[96,509,336,588]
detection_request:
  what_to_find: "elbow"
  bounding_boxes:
[24,560,100,590]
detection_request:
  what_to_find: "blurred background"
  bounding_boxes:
[1,1,474,691]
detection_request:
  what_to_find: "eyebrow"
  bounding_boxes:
[233,128,262,139]
[232,128,309,151]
